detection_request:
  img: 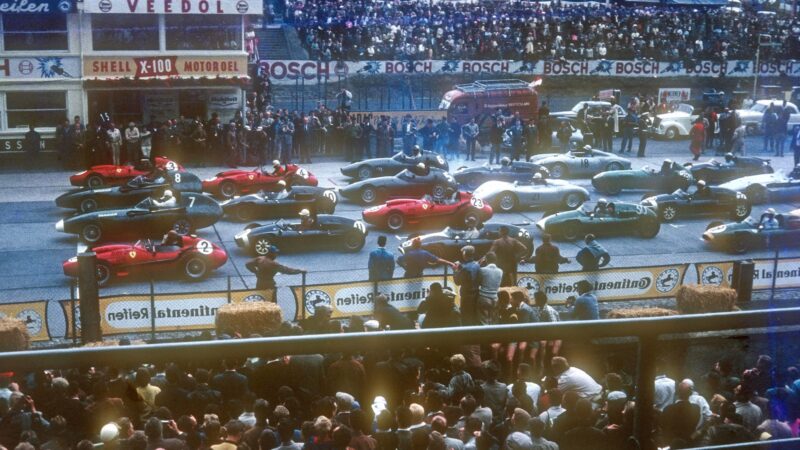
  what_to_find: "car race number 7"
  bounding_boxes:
[196,239,213,255]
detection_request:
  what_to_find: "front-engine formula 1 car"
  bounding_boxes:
[234,215,368,255]
[56,171,202,213]
[592,161,693,195]
[362,191,493,231]
[451,161,545,190]
[472,178,589,212]
[69,157,183,188]
[339,168,458,205]
[536,202,660,241]
[55,193,223,244]
[684,155,773,185]
[641,186,751,222]
[202,164,318,199]
[340,151,449,180]
[221,186,338,221]
[703,209,800,253]
[718,165,800,204]
[398,223,534,262]
[62,236,228,286]
[529,148,631,179]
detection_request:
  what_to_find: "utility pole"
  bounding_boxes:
[753,34,772,100]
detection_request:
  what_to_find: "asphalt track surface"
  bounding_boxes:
[1,135,799,330]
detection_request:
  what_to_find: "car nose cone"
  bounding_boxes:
[55,219,65,232]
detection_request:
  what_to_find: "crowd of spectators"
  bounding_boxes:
[289,0,799,62]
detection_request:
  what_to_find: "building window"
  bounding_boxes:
[2,14,68,51]
[165,15,242,51]
[91,15,159,51]
[6,91,66,129]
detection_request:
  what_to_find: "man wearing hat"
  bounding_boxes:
[246,246,305,290]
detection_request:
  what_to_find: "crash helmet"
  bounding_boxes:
[533,172,543,180]
[412,145,421,153]
[163,189,173,198]
[500,157,511,166]
[277,180,287,188]
[766,208,776,216]
[697,180,706,188]
[583,144,592,152]
[596,198,608,209]
[724,153,734,163]
[416,162,426,171]
[299,209,311,217]
[272,160,281,168]
[663,159,673,165]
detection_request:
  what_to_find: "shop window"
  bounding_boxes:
[2,14,68,51]
[165,15,242,51]
[6,91,66,129]
[91,15,158,51]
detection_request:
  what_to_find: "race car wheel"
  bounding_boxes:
[744,184,767,204]
[386,212,405,231]
[220,181,238,199]
[606,162,623,171]
[550,163,568,179]
[361,187,379,204]
[497,192,517,212]
[343,231,366,252]
[172,219,192,236]
[638,218,660,238]
[86,175,104,188]
[82,223,102,243]
[253,238,272,256]
[235,206,255,222]
[80,198,98,213]
[732,234,749,254]
[563,193,585,209]
[183,256,209,280]
[706,221,724,231]
[561,222,580,241]
[463,211,482,226]
[732,203,751,221]
[431,184,447,200]
[660,205,678,222]
[664,127,679,140]
[95,263,112,287]
[357,165,373,180]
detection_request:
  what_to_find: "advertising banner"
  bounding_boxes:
[0,301,50,342]
[84,55,247,80]
[515,263,691,304]
[259,59,800,85]
[1,137,56,153]
[85,0,262,14]
[0,56,80,79]
[658,88,692,105]
[0,0,75,13]
[696,258,800,290]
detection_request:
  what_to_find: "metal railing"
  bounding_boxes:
[1,307,799,449]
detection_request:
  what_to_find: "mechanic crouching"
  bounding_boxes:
[576,234,610,271]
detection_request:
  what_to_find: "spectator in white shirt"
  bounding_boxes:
[537,388,565,432]
[682,378,712,430]
[654,366,676,411]
[734,385,763,433]
[551,357,602,402]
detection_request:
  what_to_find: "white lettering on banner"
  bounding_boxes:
[104,297,227,329]
[86,0,262,14]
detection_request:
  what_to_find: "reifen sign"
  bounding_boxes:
[86,0,262,14]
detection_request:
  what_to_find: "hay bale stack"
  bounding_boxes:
[607,307,678,319]
[498,287,530,305]
[676,285,737,314]
[215,302,282,337]
[0,318,30,351]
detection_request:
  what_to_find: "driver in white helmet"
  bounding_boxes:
[532,172,547,185]
[593,198,609,217]
[152,189,177,208]
[298,208,316,231]
[694,179,710,198]
[724,153,736,165]
[413,162,428,176]
[274,179,290,200]
[761,208,779,230]
[462,217,480,239]
[270,160,285,176]
[579,144,593,157]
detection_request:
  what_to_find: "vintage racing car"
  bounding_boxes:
[62,235,228,286]
[234,215,368,255]
[55,193,223,243]
[340,151,449,180]
[472,178,589,212]
[202,164,318,199]
[684,155,773,185]
[399,223,534,262]
[362,191,493,231]
[703,209,800,253]
[452,161,546,190]
[69,157,183,188]
[529,147,631,179]
[640,186,750,222]
[56,171,202,213]
[339,168,458,204]
[592,161,693,195]
[222,186,338,221]
[718,165,800,204]
[536,201,660,240]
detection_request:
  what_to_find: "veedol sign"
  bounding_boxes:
[87,0,262,14]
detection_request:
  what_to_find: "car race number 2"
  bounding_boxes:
[196,239,213,255]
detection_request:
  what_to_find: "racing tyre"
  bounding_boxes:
[431,184,447,200]
[86,174,104,188]
[550,163,568,179]
[253,237,273,256]
[183,255,209,280]
[660,205,678,222]
[235,206,256,222]
[744,184,767,204]
[81,223,102,243]
[561,222,581,241]
[463,210,482,226]
[80,198,98,213]
[497,192,517,212]
[732,233,749,254]
[664,127,679,140]
[706,221,724,231]
[606,162,624,171]
[357,165,373,180]
[360,186,378,204]
[562,192,585,209]
[95,262,112,287]
[172,219,193,236]
[342,231,366,252]
[731,203,751,221]
[638,218,660,238]
[220,181,238,199]
[386,212,405,231]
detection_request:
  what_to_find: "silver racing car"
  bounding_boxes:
[528,147,631,179]
[472,177,590,212]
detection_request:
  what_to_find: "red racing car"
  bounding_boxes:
[202,164,319,199]
[70,157,184,188]
[362,191,493,231]
[62,235,227,286]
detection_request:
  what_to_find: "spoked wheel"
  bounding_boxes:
[357,166,373,180]
[253,238,272,256]
[172,219,192,236]
[87,175,104,188]
[183,256,208,279]
[550,163,567,179]
[660,205,678,222]
[95,263,112,286]
[82,223,102,243]
[80,198,98,213]
[732,203,751,221]
[361,186,377,204]
[386,213,405,231]
[220,181,238,198]
[563,193,584,209]
[431,184,447,200]
[498,192,517,212]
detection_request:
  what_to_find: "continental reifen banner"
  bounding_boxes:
[696,258,800,290]
[0,301,50,342]
[290,275,452,320]
[513,264,690,304]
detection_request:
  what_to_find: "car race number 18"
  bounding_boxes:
[196,240,213,255]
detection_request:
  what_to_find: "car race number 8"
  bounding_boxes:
[165,161,178,171]
[173,173,182,183]
[196,240,213,255]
